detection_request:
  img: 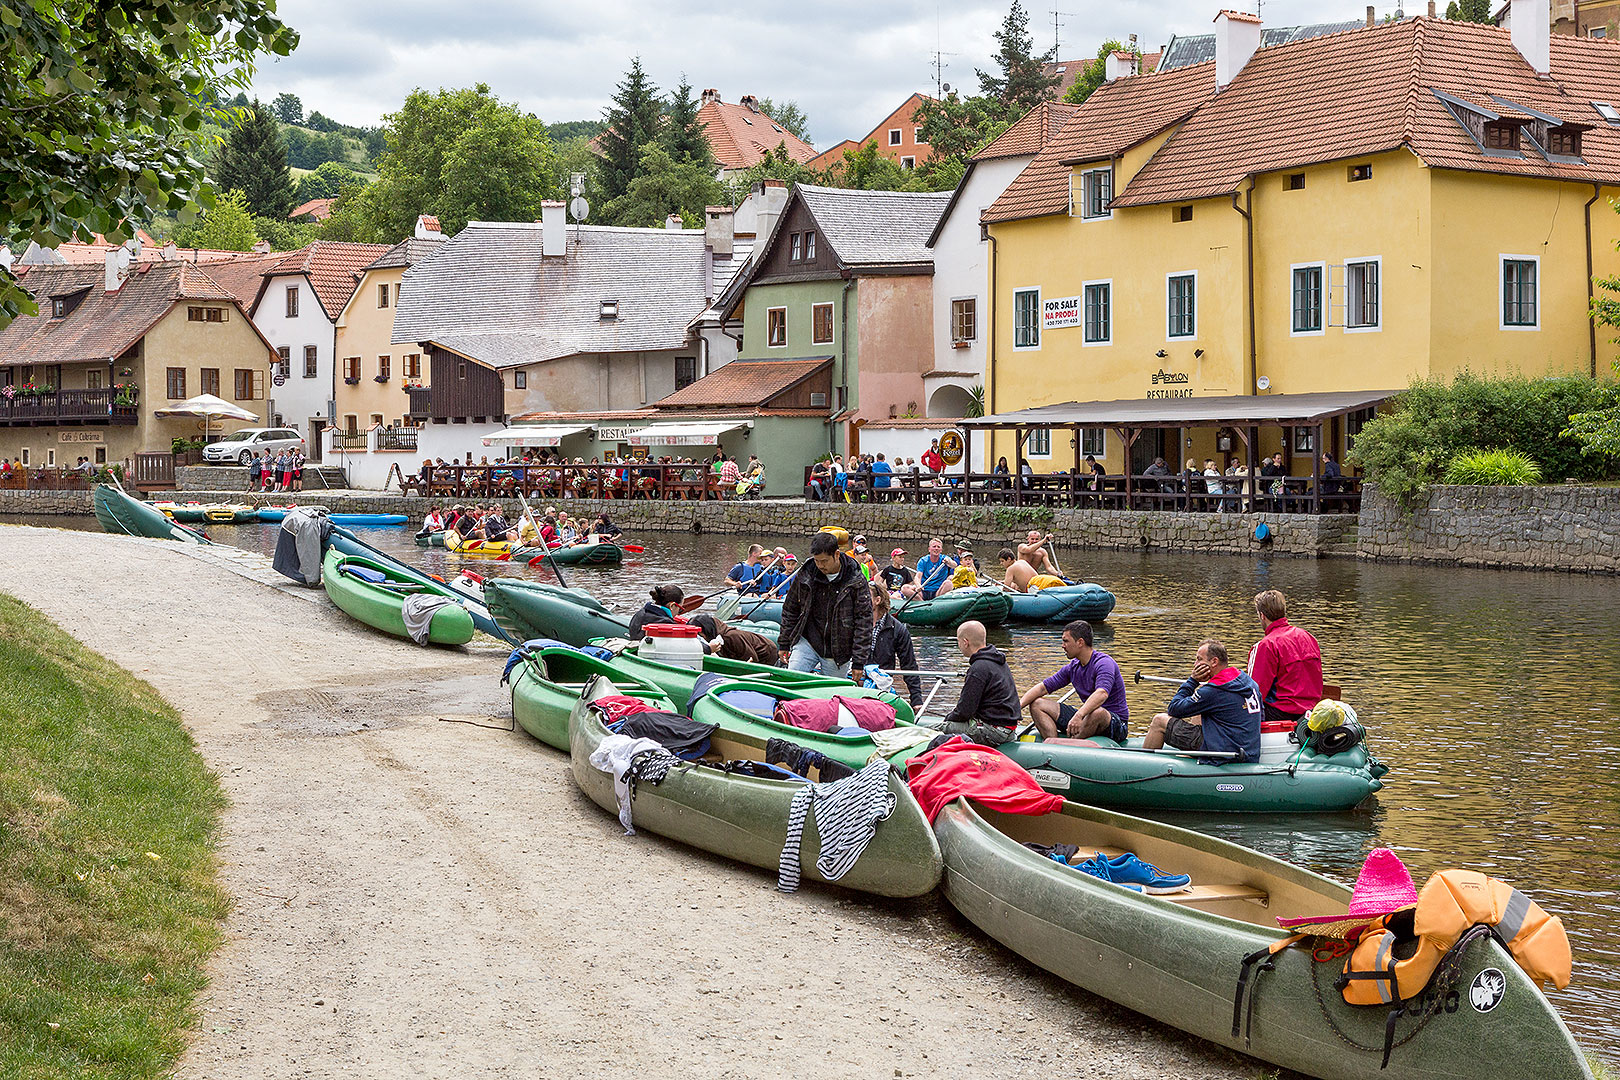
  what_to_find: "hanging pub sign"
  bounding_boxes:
[939,429,965,466]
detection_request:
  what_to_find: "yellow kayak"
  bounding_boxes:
[444,530,523,558]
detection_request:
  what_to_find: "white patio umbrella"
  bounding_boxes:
[152,393,259,442]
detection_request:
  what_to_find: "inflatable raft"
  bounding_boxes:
[153,501,256,523]
[894,586,1012,629]
[1006,582,1116,623]
[530,541,623,567]
[256,507,407,526]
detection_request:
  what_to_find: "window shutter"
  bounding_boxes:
[254,369,264,399]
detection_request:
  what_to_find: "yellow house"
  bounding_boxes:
[333,223,446,433]
[982,11,1620,476]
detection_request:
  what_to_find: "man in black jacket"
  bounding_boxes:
[778,531,872,679]
[929,620,1021,745]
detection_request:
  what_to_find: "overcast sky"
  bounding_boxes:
[247,0,1360,147]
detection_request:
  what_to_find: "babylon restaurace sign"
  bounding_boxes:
[1042,294,1082,330]
[939,429,964,466]
[1147,369,1193,399]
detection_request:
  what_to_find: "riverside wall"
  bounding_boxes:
[1357,483,1620,574]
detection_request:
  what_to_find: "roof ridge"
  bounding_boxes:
[1403,17,1425,146]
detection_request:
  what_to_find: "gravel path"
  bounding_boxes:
[0,524,1270,1079]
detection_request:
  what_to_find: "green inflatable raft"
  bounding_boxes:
[1005,582,1116,623]
[936,797,1590,1080]
[414,530,446,547]
[322,548,475,646]
[569,675,942,897]
[93,484,210,544]
[894,586,1012,629]
[530,541,623,567]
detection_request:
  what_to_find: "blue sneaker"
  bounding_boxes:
[1102,852,1192,894]
[1070,855,1144,892]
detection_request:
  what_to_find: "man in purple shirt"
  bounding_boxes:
[1018,620,1129,741]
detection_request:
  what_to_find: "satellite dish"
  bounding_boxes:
[570,196,590,222]
[1256,375,1271,391]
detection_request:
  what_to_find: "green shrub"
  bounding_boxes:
[1442,448,1543,485]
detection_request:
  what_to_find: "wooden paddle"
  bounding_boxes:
[515,489,567,587]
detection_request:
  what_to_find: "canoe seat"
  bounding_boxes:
[1162,883,1270,907]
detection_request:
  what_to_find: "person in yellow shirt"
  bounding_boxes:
[938,550,982,595]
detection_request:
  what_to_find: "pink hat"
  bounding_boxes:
[1277,848,1418,939]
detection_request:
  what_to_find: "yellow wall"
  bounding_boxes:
[141,302,277,447]
[335,266,420,430]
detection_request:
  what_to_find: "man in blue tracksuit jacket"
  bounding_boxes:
[1143,638,1262,763]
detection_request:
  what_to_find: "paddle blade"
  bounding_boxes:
[622,544,645,553]
[527,553,549,567]
[715,594,743,622]
[675,595,705,614]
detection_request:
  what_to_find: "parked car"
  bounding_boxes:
[203,427,306,465]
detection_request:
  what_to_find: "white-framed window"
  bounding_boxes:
[766,306,787,348]
[1166,272,1196,339]
[1078,167,1113,220]
[1083,280,1112,345]
[1344,257,1381,331]
[377,355,391,380]
[804,232,815,260]
[888,128,902,146]
[1013,288,1040,350]
[950,298,977,343]
[1078,427,1106,456]
[19,447,29,465]
[343,356,360,380]
[1591,25,1607,37]
[790,233,801,261]
[1501,255,1540,330]
[403,353,421,378]
[811,302,834,344]
[1026,428,1052,459]
[275,345,290,377]
[900,156,915,169]
[285,285,298,317]
[304,345,318,377]
[1291,262,1325,336]
[377,282,390,308]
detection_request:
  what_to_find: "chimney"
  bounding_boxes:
[540,200,565,257]
[252,240,271,253]
[1366,4,1375,26]
[1511,0,1551,74]
[1214,10,1262,89]
[414,214,442,240]
[751,181,790,248]
[704,205,734,257]
[740,94,760,112]
[1427,0,1436,15]
[162,241,178,260]
[701,88,721,105]
[104,248,127,293]
[1104,51,1136,81]
[664,213,684,230]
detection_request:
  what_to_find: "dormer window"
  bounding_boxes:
[790,233,801,261]
[51,298,66,319]
[1484,122,1520,151]
[1548,126,1581,156]
[599,300,619,321]
[1592,101,1620,124]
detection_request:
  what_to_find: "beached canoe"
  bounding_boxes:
[530,541,623,567]
[321,547,474,646]
[935,797,1590,1080]
[570,675,942,897]
[153,501,256,524]
[998,733,1387,813]
[257,508,407,526]
[894,586,1012,629]
[94,484,211,544]
[1005,582,1117,623]
[510,649,677,750]
[485,576,636,644]
[610,646,916,724]
[326,528,507,642]
[688,680,931,770]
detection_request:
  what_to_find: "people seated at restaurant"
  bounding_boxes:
[627,584,686,640]
[881,548,920,597]
[1320,452,1343,495]
[1247,589,1324,728]
[1183,457,1204,494]
[913,537,958,599]
[1019,619,1128,741]
[1083,454,1107,491]
[807,458,831,501]
[1142,638,1262,763]
[1261,452,1287,495]
[873,452,897,491]
[926,620,1020,744]
[1142,456,1174,491]
[991,455,1011,489]
[1203,459,1224,501]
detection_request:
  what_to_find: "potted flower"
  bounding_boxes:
[344,376,360,385]
[373,374,389,382]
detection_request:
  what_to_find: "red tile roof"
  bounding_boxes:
[654,358,829,408]
[1041,53,1162,98]
[289,198,334,221]
[261,240,391,320]
[698,96,818,170]
[973,101,1082,161]
[1218,9,1261,23]
[192,252,287,304]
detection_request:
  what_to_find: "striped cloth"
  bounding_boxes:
[777,758,896,892]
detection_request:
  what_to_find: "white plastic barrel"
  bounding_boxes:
[1258,720,1296,764]
[642,623,706,668]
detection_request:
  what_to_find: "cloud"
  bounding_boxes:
[249,0,1299,143]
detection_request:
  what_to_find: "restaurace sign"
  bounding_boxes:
[1147,369,1194,399]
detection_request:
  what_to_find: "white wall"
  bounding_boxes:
[322,422,507,489]
[254,274,333,448]
[857,424,985,474]
[928,156,1029,414]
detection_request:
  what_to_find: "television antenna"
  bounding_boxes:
[1049,10,1079,55]
[930,48,961,97]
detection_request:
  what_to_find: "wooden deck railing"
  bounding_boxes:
[0,387,139,425]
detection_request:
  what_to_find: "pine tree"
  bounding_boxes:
[214,99,295,219]
[661,75,714,170]
[976,1,1059,114]
[597,58,664,209]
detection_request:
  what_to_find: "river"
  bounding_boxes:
[16,515,1620,1062]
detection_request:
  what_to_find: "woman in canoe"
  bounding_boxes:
[627,584,686,639]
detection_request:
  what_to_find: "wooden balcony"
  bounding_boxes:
[0,388,139,426]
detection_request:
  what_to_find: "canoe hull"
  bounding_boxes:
[1006,583,1117,623]
[998,738,1384,813]
[533,542,623,566]
[93,485,210,543]
[325,531,505,641]
[414,531,446,547]
[895,586,1013,629]
[569,686,942,897]
[322,548,475,645]
[257,508,407,525]
[511,651,676,750]
[484,576,633,645]
[936,799,1591,1080]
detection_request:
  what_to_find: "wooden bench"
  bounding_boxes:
[1161,883,1270,907]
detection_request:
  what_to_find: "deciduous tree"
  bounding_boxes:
[1063,39,1125,105]
[272,92,303,125]
[604,144,723,228]
[756,98,811,143]
[173,190,259,252]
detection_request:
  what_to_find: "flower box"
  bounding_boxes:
[373,375,390,383]
[344,377,360,385]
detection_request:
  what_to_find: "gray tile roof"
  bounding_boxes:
[390,222,712,369]
[795,184,953,268]
[1158,20,1363,70]
[364,236,447,272]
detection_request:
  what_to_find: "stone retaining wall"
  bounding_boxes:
[0,489,93,515]
[1358,483,1620,574]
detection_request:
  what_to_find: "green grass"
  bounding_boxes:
[1590,1055,1616,1080]
[0,592,228,1078]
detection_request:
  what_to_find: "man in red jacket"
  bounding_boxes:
[1247,589,1324,726]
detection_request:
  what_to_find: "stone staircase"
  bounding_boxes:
[303,466,348,489]
[1320,524,1360,559]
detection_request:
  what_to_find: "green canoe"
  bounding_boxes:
[531,541,623,567]
[894,585,1012,629]
[609,646,915,721]
[322,548,475,646]
[936,797,1590,1080]
[569,675,942,897]
[414,530,446,547]
[485,576,636,645]
[689,680,932,770]
[510,650,676,750]
[93,484,210,543]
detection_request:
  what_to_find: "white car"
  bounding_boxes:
[204,427,306,465]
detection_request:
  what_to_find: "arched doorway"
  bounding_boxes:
[927,383,974,418]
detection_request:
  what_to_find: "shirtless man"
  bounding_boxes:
[998,548,1038,592]
[1018,530,1062,577]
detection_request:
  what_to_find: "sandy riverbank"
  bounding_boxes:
[0,524,1265,1079]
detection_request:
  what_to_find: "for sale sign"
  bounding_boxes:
[1042,294,1082,330]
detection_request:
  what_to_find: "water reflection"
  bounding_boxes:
[17,516,1619,1060]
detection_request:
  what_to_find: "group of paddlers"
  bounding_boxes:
[418,504,621,548]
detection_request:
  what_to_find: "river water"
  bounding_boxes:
[18,515,1620,1061]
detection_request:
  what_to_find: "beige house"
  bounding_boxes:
[0,257,277,466]
[334,222,446,432]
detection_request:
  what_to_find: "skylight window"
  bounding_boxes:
[1594,101,1620,124]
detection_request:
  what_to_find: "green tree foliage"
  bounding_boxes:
[282,125,353,170]
[272,92,303,125]
[319,84,557,241]
[756,97,811,142]
[1446,0,1494,20]
[604,143,723,227]
[293,160,363,203]
[173,190,260,252]
[0,0,296,327]
[661,75,715,170]
[1063,39,1125,105]
[548,119,607,142]
[1348,373,1619,507]
[597,58,665,209]
[913,93,1015,166]
[977,0,1059,114]
[214,99,296,218]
